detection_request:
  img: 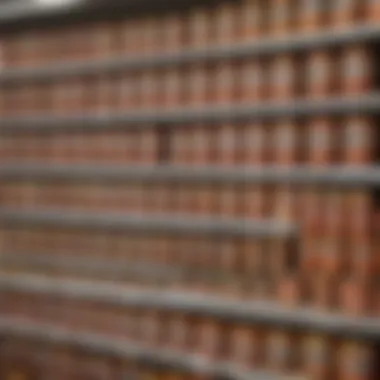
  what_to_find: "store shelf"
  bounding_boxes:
[1,94,380,133]
[1,24,380,84]
[0,251,183,282]
[0,317,299,380]
[1,164,379,187]
[0,274,379,342]
[0,208,297,238]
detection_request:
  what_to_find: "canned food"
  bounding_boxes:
[244,185,267,219]
[323,190,346,238]
[187,64,210,106]
[269,0,298,36]
[310,274,338,311]
[321,238,345,275]
[331,0,362,28]
[162,67,183,109]
[300,0,328,32]
[140,69,159,110]
[277,274,302,308]
[191,124,210,166]
[345,189,374,240]
[350,237,378,278]
[266,332,297,372]
[188,7,212,48]
[339,276,374,316]
[217,123,237,165]
[239,59,267,103]
[338,342,376,380]
[366,0,380,23]
[119,18,141,56]
[197,318,222,360]
[241,122,267,165]
[270,54,299,100]
[343,116,375,164]
[214,1,238,45]
[306,50,336,98]
[272,120,302,165]
[303,335,334,380]
[308,117,338,165]
[229,325,257,368]
[140,16,160,56]
[240,0,264,40]
[213,61,237,105]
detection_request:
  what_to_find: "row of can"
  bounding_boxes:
[0,45,375,116]
[1,0,380,69]
[0,290,379,380]
[0,183,376,234]
[0,117,376,165]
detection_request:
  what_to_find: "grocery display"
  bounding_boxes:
[0,0,379,379]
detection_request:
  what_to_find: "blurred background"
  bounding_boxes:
[0,0,379,379]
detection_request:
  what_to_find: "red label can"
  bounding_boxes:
[341,45,373,95]
[270,54,298,100]
[229,325,258,368]
[300,0,328,32]
[303,335,334,380]
[187,64,210,107]
[266,332,297,372]
[162,68,183,109]
[188,7,212,49]
[214,2,238,45]
[241,122,267,165]
[239,59,266,103]
[306,50,336,98]
[240,0,263,40]
[217,123,237,165]
[269,0,297,36]
[332,0,362,27]
[338,342,376,380]
[308,117,338,165]
[213,61,237,105]
[366,0,380,23]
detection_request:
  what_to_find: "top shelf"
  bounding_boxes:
[1,24,380,84]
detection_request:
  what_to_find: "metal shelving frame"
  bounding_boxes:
[0,274,379,342]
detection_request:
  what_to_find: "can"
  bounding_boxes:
[323,189,346,239]
[240,59,267,103]
[269,0,297,36]
[186,63,210,107]
[139,311,161,347]
[320,237,345,276]
[162,67,183,109]
[303,335,334,380]
[140,69,159,110]
[213,61,237,105]
[345,189,374,240]
[214,1,238,45]
[266,331,298,372]
[217,123,237,165]
[349,237,378,279]
[338,342,376,380]
[191,124,210,166]
[243,185,266,219]
[366,0,380,23]
[272,119,301,165]
[310,274,338,311]
[140,16,160,56]
[306,50,336,98]
[341,45,374,95]
[140,128,157,165]
[197,318,222,361]
[188,7,212,48]
[119,18,141,56]
[229,324,257,369]
[339,276,374,316]
[241,122,267,165]
[166,313,189,351]
[308,117,338,165]
[119,71,140,112]
[270,54,300,100]
[277,274,302,308]
[343,116,375,165]
[300,0,328,32]
[332,0,362,28]
[161,13,184,53]
[240,0,263,40]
